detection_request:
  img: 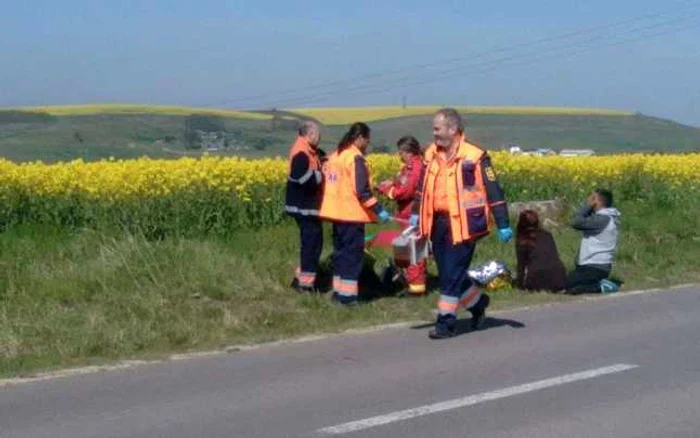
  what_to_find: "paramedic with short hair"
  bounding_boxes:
[410,108,512,339]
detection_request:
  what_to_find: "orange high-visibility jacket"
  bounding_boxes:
[319,145,378,223]
[287,137,321,174]
[284,137,323,216]
[419,139,498,244]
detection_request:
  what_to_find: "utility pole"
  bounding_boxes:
[271,107,278,131]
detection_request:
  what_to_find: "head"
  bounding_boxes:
[298,120,320,147]
[516,209,540,248]
[433,108,464,149]
[338,122,371,153]
[588,188,613,211]
[396,135,422,164]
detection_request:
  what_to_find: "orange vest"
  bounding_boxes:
[319,145,378,223]
[419,139,492,244]
[287,137,320,175]
[432,156,451,213]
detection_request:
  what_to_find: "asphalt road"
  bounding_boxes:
[1,286,699,438]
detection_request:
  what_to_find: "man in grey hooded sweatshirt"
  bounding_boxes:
[565,188,621,294]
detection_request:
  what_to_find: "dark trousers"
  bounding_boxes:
[294,216,323,287]
[565,265,610,294]
[331,222,365,299]
[431,215,481,315]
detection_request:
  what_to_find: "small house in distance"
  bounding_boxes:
[559,148,596,157]
[509,146,557,156]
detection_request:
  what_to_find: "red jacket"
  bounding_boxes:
[380,155,425,219]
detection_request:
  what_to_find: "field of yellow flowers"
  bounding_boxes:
[0,153,698,235]
[15,104,270,120]
[289,106,632,124]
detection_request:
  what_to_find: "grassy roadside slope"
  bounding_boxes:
[2,197,699,378]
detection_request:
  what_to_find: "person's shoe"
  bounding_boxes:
[469,294,490,330]
[330,292,359,307]
[428,314,457,339]
[290,277,299,290]
[600,279,619,294]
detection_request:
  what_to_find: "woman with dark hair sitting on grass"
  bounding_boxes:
[515,209,567,292]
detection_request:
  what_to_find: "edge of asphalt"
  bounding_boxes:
[1,283,696,388]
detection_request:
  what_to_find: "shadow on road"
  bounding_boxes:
[410,317,526,336]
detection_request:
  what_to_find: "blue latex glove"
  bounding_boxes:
[497,227,513,243]
[378,209,391,224]
[409,214,419,228]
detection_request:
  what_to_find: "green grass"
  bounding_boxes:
[0,114,291,162]
[1,198,699,378]
[0,109,698,163]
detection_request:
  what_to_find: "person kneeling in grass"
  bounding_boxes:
[565,188,621,294]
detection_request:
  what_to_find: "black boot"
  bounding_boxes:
[429,314,457,339]
[469,294,490,330]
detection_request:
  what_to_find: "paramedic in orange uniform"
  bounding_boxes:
[319,122,391,306]
[410,108,513,339]
[377,135,427,296]
[285,120,324,293]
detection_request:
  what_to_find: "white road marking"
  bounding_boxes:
[318,363,639,435]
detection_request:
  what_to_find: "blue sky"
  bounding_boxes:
[1,0,699,125]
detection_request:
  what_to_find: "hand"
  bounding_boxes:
[409,214,419,228]
[586,193,598,209]
[377,180,392,194]
[497,227,513,243]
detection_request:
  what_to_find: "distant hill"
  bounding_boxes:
[0,105,698,162]
[287,105,633,125]
[15,104,270,120]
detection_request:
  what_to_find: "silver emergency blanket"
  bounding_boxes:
[468,260,512,286]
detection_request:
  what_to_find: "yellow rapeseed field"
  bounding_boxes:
[0,152,697,233]
[288,106,633,125]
